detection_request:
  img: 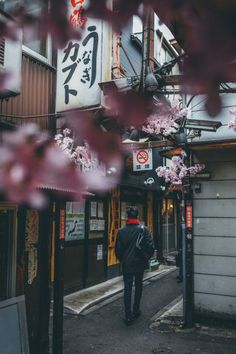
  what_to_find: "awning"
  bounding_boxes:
[38,183,94,196]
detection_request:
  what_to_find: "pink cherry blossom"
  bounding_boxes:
[0,124,84,207]
[228,108,236,132]
[67,110,123,165]
[55,126,123,193]
[156,152,205,191]
[55,128,97,170]
[143,102,187,137]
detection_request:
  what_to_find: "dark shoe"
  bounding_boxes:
[132,310,141,320]
[124,317,133,326]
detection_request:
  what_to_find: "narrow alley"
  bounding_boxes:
[63,270,236,354]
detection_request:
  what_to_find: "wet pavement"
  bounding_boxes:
[64,265,175,314]
[63,268,236,353]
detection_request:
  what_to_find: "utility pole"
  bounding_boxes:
[182,148,194,328]
[52,202,66,354]
[139,5,155,94]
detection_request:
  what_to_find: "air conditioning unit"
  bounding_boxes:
[0,11,22,98]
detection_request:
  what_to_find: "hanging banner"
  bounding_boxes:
[56,0,110,112]
[186,205,193,228]
[133,149,153,171]
[59,209,66,240]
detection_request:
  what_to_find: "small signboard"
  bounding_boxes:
[97,244,103,260]
[133,149,153,171]
[186,205,193,228]
[59,209,65,240]
[56,0,110,112]
[0,296,29,354]
[65,201,85,241]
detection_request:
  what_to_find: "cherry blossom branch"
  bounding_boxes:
[142,102,188,137]
[228,108,236,132]
[156,152,205,191]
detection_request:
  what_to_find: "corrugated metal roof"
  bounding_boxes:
[38,183,94,196]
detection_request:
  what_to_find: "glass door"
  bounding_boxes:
[161,199,177,257]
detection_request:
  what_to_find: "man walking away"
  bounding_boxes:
[115,206,154,325]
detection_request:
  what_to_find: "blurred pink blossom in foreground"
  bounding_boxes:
[55,126,122,194]
[0,124,84,208]
[0,123,124,207]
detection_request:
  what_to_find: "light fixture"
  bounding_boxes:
[194,183,201,193]
[185,119,222,132]
[98,78,132,95]
[144,66,159,92]
[175,127,187,146]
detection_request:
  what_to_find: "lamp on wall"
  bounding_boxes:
[175,126,187,146]
[193,182,201,193]
[144,66,159,92]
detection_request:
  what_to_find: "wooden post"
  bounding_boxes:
[52,202,66,354]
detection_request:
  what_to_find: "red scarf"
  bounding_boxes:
[126,218,140,225]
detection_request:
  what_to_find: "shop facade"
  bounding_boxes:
[64,196,108,293]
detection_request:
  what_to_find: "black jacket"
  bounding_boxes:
[115,223,154,273]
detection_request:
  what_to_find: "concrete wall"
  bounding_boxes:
[189,92,236,142]
[192,149,236,320]
[120,21,142,78]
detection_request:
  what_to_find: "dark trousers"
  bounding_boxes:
[123,272,144,318]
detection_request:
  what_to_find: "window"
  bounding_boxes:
[3,0,52,64]
[22,2,47,57]
[89,200,105,239]
[132,15,143,43]
[132,15,143,34]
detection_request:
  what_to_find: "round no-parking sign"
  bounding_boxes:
[133,149,153,171]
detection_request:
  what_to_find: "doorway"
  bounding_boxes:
[161,199,178,258]
[0,207,17,301]
[85,199,108,287]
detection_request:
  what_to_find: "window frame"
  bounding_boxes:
[22,34,52,66]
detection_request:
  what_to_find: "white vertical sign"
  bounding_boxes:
[56,0,104,112]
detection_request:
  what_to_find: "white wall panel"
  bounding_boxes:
[194,217,236,237]
[194,274,236,297]
[190,92,236,143]
[193,181,236,199]
[194,236,236,256]
[194,255,236,276]
[194,199,236,218]
[194,293,236,317]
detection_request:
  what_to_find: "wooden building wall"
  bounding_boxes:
[0,51,56,353]
[193,148,236,320]
[0,53,56,130]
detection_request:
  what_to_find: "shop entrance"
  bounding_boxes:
[161,199,178,258]
[85,199,107,287]
[64,198,108,293]
[0,207,17,301]
[120,188,147,227]
[64,200,86,293]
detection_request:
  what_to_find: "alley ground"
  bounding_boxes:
[63,270,236,354]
